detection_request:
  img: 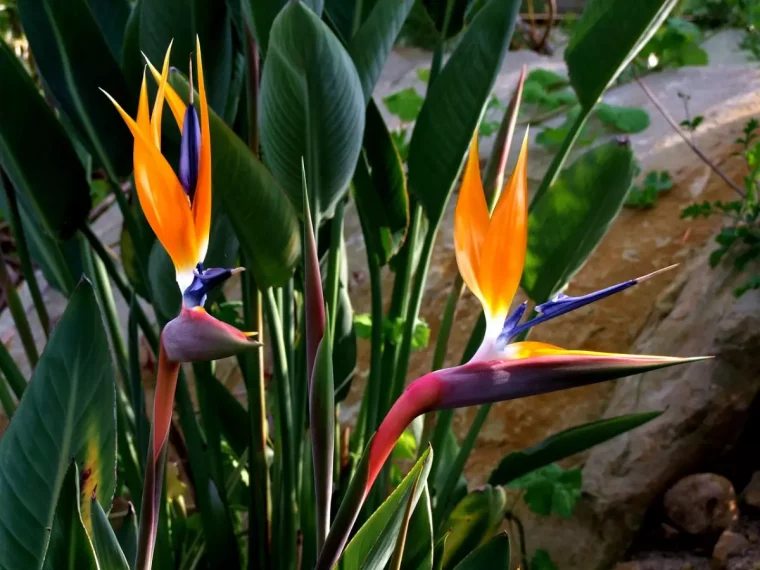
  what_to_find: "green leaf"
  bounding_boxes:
[522,141,637,302]
[207,370,249,458]
[139,0,233,114]
[349,0,416,101]
[383,87,425,123]
[488,412,661,485]
[0,281,116,569]
[441,486,506,570]
[422,0,470,39]
[508,464,582,518]
[0,41,91,240]
[342,447,433,569]
[353,101,409,264]
[169,71,302,288]
[91,498,130,570]
[252,0,323,56]
[433,533,448,570]
[525,68,569,90]
[333,284,357,402]
[0,173,78,295]
[85,0,130,61]
[354,100,409,265]
[566,0,679,111]
[17,0,134,179]
[531,549,558,570]
[42,462,98,570]
[401,485,434,570]
[407,0,520,224]
[452,533,510,570]
[260,1,365,221]
[115,505,138,570]
[596,103,650,133]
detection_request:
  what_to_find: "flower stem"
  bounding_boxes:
[263,288,297,570]
[0,169,50,338]
[0,247,38,367]
[242,268,271,570]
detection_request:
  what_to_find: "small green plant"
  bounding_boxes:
[682,118,760,296]
[626,170,674,208]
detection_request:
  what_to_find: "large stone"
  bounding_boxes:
[504,242,760,569]
[713,531,751,568]
[742,472,760,510]
[663,474,737,534]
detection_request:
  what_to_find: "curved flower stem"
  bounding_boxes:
[136,338,179,570]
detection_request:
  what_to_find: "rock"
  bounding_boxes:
[713,531,751,568]
[503,240,760,569]
[613,563,643,570]
[742,472,760,510]
[663,474,738,534]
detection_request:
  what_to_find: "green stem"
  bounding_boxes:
[86,242,129,384]
[325,201,345,340]
[357,219,384,453]
[128,296,149,469]
[433,403,491,526]
[0,248,38,367]
[531,109,590,207]
[263,288,297,570]
[0,370,15,417]
[82,225,158,352]
[0,339,26,398]
[1,170,50,338]
[388,212,437,409]
[241,269,271,570]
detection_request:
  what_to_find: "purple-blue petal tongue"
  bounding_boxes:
[501,265,677,343]
[179,103,201,202]
[183,266,242,308]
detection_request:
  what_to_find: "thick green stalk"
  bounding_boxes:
[263,288,297,570]
[242,269,271,570]
[433,403,491,526]
[0,337,25,398]
[128,296,149,469]
[86,242,129,383]
[0,247,38,367]
[531,109,590,207]
[82,225,158,351]
[1,170,50,338]
[325,201,345,340]
[388,214,438,410]
[355,206,384,453]
[0,371,15,417]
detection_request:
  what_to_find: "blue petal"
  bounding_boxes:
[500,265,676,343]
[183,264,240,308]
[179,103,201,201]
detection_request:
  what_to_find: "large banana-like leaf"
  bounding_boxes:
[522,141,636,302]
[139,0,233,113]
[260,1,365,221]
[169,72,301,288]
[0,280,116,570]
[17,0,134,179]
[42,463,98,570]
[407,0,520,225]
[341,447,433,569]
[0,41,91,241]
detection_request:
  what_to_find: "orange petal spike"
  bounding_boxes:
[101,89,198,289]
[137,70,151,132]
[144,56,186,130]
[151,42,173,150]
[478,131,529,322]
[193,36,212,261]
[454,133,490,306]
